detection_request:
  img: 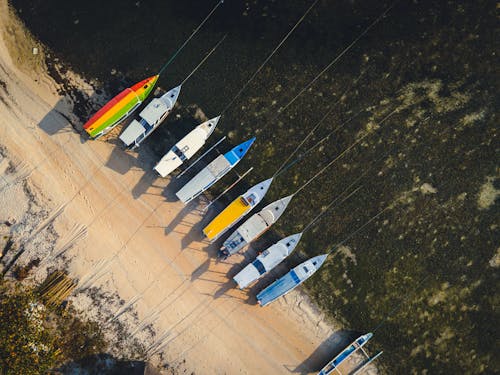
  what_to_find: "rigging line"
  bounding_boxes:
[372,274,431,333]
[292,107,399,196]
[158,0,224,76]
[181,34,227,86]
[275,0,400,116]
[220,0,320,115]
[274,106,367,178]
[303,185,363,232]
[273,71,367,177]
[330,206,391,255]
[301,148,391,232]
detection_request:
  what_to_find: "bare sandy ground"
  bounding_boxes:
[0,2,379,374]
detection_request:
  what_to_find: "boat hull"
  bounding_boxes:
[256,271,300,306]
[233,233,302,289]
[119,85,181,148]
[175,154,231,204]
[203,197,251,241]
[154,117,219,177]
[83,75,158,138]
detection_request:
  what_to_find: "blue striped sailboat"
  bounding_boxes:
[256,254,327,306]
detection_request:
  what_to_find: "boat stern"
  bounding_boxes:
[154,150,182,177]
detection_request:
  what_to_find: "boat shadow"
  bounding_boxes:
[179,199,223,249]
[161,173,188,202]
[37,96,91,145]
[104,137,141,175]
[284,330,362,374]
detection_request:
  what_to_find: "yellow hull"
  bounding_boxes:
[203,197,251,241]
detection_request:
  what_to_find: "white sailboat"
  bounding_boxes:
[233,233,303,289]
[154,116,220,177]
[119,85,181,148]
[219,195,293,259]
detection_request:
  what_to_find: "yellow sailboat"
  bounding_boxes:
[203,178,273,241]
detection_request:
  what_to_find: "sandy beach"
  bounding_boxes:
[0,2,380,373]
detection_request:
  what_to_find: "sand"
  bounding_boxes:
[0,1,379,373]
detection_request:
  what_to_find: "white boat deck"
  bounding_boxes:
[233,233,302,288]
[223,196,292,254]
[154,116,219,177]
[119,86,181,147]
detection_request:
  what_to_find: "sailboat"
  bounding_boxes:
[119,85,181,148]
[202,178,273,241]
[256,254,327,306]
[154,116,220,177]
[83,75,159,138]
[218,195,293,259]
[233,233,303,289]
[318,333,382,375]
[175,138,256,204]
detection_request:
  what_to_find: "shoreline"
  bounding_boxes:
[0,1,377,373]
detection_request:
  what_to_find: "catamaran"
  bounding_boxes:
[119,85,181,148]
[233,233,303,289]
[175,138,256,204]
[154,116,220,177]
[256,254,327,306]
[318,333,382,375]
[218,195,293,259]
[202,178,273,242]
[83,75,159,138]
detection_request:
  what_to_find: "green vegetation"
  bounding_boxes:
[0,277,107,374]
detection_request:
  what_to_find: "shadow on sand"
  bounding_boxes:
[283,330,362,374]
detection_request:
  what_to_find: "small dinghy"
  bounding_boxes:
[233,233,302,289]
[84,75,159,139]
[219,195,293,259]
[202,178,273,242]
[175,138,256,204]
[318,333,382,375]
[154,116,220,177]
[256,254,327,306]
[119,85,181,148]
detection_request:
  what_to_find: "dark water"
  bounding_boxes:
[11,0,499,373]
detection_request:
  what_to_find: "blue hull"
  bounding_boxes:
[256,270,301,306]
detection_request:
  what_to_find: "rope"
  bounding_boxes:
[303,185,363,232]
[273,71,367,177]
[274,106,367,178]
[158,0,224,76]
[275,0,400,115]
[332,206,390,253]
[293,107,399,196]
[220,0,320,115]
[181,34,227,86]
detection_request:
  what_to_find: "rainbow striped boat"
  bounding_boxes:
[83,75,159,138]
